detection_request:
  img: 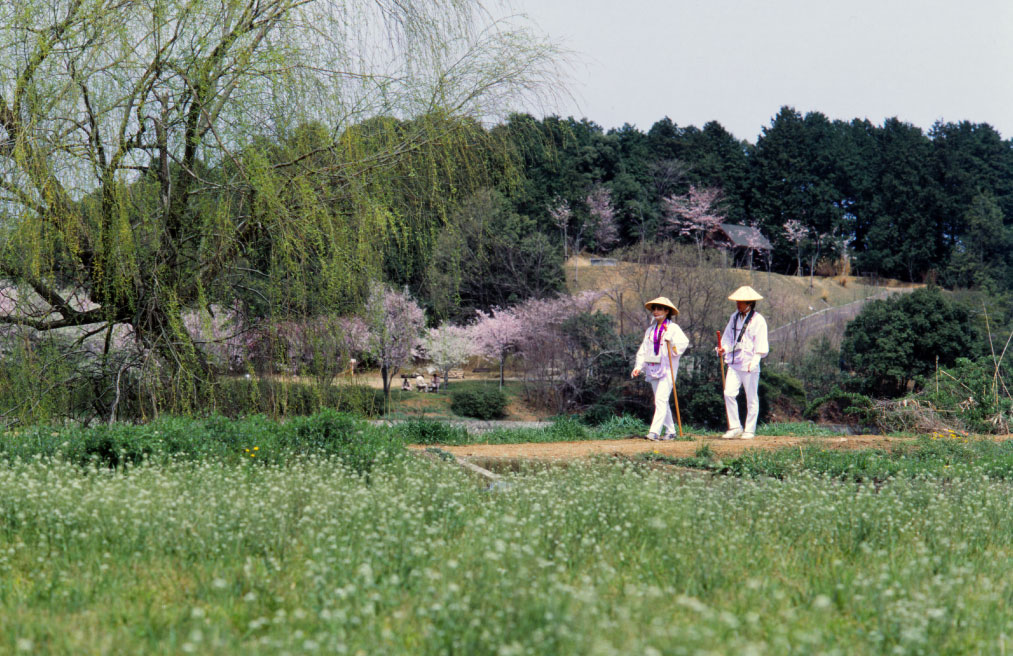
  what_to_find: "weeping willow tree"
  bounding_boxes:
[0,0,559,420]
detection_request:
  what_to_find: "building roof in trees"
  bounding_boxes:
[715,224,772,251]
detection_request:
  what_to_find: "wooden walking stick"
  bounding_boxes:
[667,342,683,439]
[716,330,726,388]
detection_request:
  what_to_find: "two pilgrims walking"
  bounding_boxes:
[632,286,768,440]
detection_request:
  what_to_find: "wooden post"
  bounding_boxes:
[716,330,726,388]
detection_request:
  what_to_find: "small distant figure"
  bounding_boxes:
[428,372,441,393]
[401,377,412,391]
[414,373,427,391]
[348,358,357,375]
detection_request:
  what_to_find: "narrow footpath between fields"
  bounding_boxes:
[412,435,919,461]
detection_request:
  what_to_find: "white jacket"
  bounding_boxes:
[721,310,768,371]
[635,320,689,376]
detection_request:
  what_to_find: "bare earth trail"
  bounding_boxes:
[411,435,920,461]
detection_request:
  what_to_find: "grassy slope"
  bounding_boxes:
[564,254,913,330]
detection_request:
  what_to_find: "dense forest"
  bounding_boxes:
[387,106,1013,320]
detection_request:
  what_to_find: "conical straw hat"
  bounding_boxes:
[728,286,763,302]
[644,297,679,316]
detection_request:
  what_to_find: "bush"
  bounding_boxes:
[759,369,806,420]
[451,386,507,420]
[841,287,977,396]
[804,389,877,427]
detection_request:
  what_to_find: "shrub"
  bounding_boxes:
[804,389,877,427]
[841,287,977,396]
[759,369,806,420]
[451,386,507,420]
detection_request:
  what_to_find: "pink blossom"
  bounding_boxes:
[662,186,725,258]
[783,219,808,276]
[586,184,618,252]
[366,282,426,397]
[470,307,524,387]
[418,324,474,387]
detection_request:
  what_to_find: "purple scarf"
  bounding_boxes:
[652,320,667,355]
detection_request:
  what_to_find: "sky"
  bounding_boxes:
[503,0,1013,143]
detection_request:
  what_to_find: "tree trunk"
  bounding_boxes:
[381,364,391,401]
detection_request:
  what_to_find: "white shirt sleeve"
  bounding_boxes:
[667,323,690,356]
[749,314,769,369]
[634,327,651,370]
[720,313,735,353]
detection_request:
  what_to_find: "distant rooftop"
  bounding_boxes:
[717,223,772,251]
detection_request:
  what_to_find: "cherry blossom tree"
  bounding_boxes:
[417,324,475,390]
[662,186,726,261]
[512,290,607,411]
[587,184,619,253]
[548,198,572,260]
[783,219,808,276]
[366,283,426,400]
[470,307,524,388]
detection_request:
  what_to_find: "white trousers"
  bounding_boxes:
[648,372,677,436]
[724,366,760,433]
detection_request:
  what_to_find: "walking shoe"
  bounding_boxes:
[645,432,660,441]
[658,434,674,441]
[721,428,743,439]
[740,432,755,440]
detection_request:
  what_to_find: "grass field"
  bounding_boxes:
[3,419,1013,654]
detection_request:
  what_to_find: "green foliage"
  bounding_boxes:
[543,416,591,441]
[590,414,650,438]
[804,389,877,426]
[944,192,1013,292]
[0,337,100,426]
[787,335,851,400]
[0,411,402,473]
[840,287,976,396]
[212,380,386,419]
[424,188,564,321]
[554,313,640,419]
[0,0,559,419]
[759,369,807,419]
[393,419,470,445]
[450,386,508,420]
[911,357,1013,434]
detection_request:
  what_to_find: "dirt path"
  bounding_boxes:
[411,434,913,461]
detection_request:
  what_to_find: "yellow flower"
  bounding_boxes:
[253,446,259,451]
